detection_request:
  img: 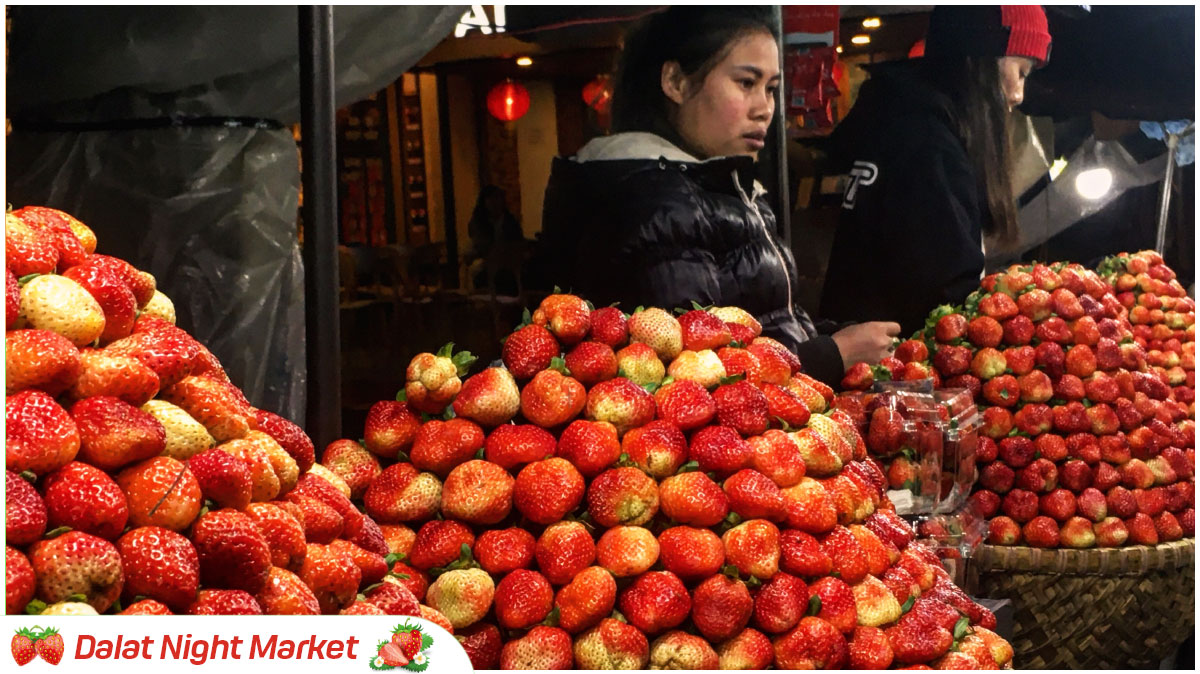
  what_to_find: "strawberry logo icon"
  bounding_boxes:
[35,629,64,665]
[369,622,431,671]
[11,627,63,666]
[11,629,36,666]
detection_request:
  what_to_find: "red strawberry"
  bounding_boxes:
[117,456,202,531]
[748,429,807,489]
[104,326,199,389]
[555,565,618,633]
[321,439,381,500]
[774,616,849,669]
[514,457,585,524]
[778,529,832,578]
[483,423,555,470]
[587,467,659,527]
[41,461,129,541]
[503,324,560,380]
[117,526,200,610]
[29,531,123,612]
[536,520,596,585]
[6,390,80,476]
[243,502,307,571]
[619,570,691,635]
[190,508,272,593]
[442,459,514,525]
[474,527,536,576]
[621,420,688,479]
[186,589,262,615]
[6,470,48,546]
[34,629,64,665]
[6,268,20,329]
[886,612,954,664]
[597,525,659,578]
[763,383,812,429]
[657,526,726,582]
[589,306,629,348]
[521,368,587,428]
[63,261,138,343]
[299,542,362,614]
[499,626,573,669]
[6,546,36,615]
[574,617,650,669]
[723,519,780,579]
[747,341,795,386]
[5,211,59,275]
[780,477,838,534]
[12,628,37,666]
[328,539,388,586]
[586,377,655,434]
[820,525,868,585]
[362,400,421,459]
[690,425,752,477]
[5,329,81,396]
[532,293,591,345]
[71,395,166,471]
[410,417,485,477]
[724,468,787,521]
[679,309,733,351]
[253,408,316,473]
[495,569,554,629]
[713,379,770,436]
[378,642,409,667]
[564,341,619,385]
[653,379,717,430]
[754,571,809,634]
[160,375,254,442]
[452,367,521,427]
[67,349,160,406]
[659,470,730,527]
[556,419,621,478]
[362,579,420,616]
[407,519,474,571]
[692,574,753,642]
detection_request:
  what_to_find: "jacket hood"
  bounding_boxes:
[572,132,767,199]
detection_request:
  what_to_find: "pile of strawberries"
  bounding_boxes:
[916,256,1195,549]
[5,205,419,620]
[330,296,1016,669]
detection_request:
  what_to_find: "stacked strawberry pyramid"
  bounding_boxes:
[917,257,1195,549]
[335,297,1015,669]
[6,205,414,619]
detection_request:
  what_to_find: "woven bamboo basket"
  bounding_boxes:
[967,540,1195,669]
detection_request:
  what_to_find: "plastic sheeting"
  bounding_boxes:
[7,126,307,423]
[5,6,466,425]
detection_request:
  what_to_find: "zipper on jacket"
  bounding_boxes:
[733,170,797,322]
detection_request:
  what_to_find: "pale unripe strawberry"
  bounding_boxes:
[628,308,683,361]
[709,306,762,336]
[667,349,727,388]
[426,568,495,629]
[140,290,176,324]
[18,274,106,347]
[141,399,215,460]
[308,463,353,498]
[615,343,666,388]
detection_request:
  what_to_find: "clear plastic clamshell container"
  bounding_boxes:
[933,388,981,514]
[862,387,943,516]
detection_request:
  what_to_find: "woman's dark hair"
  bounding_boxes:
[611,6,779,150]
[924,55,1019,246]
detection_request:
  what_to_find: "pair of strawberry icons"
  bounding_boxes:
[13,627,64,666]
[371,623,431,671]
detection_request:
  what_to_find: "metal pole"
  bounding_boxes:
[1154,123,1194,255]
[437,70,460,288]
[772,4,792,246]
[299,6,342,447]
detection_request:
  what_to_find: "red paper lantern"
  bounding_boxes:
[486,80,531,122]
[581,75,612,113]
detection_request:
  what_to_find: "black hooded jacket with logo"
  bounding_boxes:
[819,60,989,336]
[538,132,846,387]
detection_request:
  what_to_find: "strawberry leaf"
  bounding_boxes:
[539,606,561,627]
[676,461,700,474]
[17,273,41,285]
[953,616,972,640]
[385,553,408,566]
[474,447,485,460]
[806,595,822,616]
[452,351,478,376]
[721,564,741,580]
[395,450,410,463]
[395,389,408,402]
[745,576,763,589]
[673,307,688,316]
[729,340,746,349]
[550,357,571,376]
[585,300,595,311]
[611,609,627,623]
[19,470,37,483]
[43,526,72,539]
[442,406,457,421]
[901,596,916,614]
[436,342,455,359]
[718,373,746,386]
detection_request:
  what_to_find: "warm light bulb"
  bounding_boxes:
[1075,168,1113,199]
[862,17,881,29]
[836,45,843,54]
[506,97,514,106]
[851,34,871,45]
[516,56,533,67]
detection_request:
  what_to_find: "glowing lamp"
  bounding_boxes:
[487,80,530,122]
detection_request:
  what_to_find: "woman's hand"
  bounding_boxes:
[832,321,902,370]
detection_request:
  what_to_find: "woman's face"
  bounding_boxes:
[998,56,1035,111]
[664,31,781,160]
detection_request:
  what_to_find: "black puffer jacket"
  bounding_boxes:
[539,132,845,387]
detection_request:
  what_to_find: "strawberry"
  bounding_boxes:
[655,525,725,582]
[763,383,812,429]
[6,546,36,615]
[452,367,521,427]
[410,417,485,477]
[299,542,362,614]
[256,566,322,615]
[117,526,200,610]
[521,368,587,428]
[34,629,64,665]
[29,531,123,612]
[710,306,762,335]
[362,400,421,459]
[932,344,972,377]
[63,261,139,343]
[389,561,430,602]
[118,599,174,615]
[691,574,753,642]
[140,290,176,324]
[532,293,591,345]
[724,468,787,521]
[328,539,388,585]
[217,436,281,502]
[100,329,196,394]
[806,414,856,464]
[5,329,81,396]
[587,466,659,527]
[881,565,921,605]
[864,509,916,550]
[791,427,843,477]
[12,206,93,264]
[442,459,514,525]
[5,390,80,476]
[12,629,37,665]
[586,377,655,434]
[495,568,554,629]
[619,570,691,635]
[781,477,838,534]
[722,519,780,579]
[653,379,716,430]
[483,423,556,470]
[621,419,688,479]
[555,565,618,633]
[556,419,621,478]
[65,349,160,407]
[405,345,472,414]
[594,525,657,578]
[362,578,420,616]
[712,379,770,436]
[754,571,809,634]
[473,527,536,576]
[679,309,733,351]
[1022,515,1061,547]
[16,274,106,346]
[628,307,683,360]
[5,211,59,275]
[190,508,272,593]
[982,374,1020,407]
[426,568,495,629]
[408,519,476,571]
[253,408,316,473]
[160,375,254,442]
[321,439,381,499]
[536,520,596,585]
[187,589,263,614]
[748,429,807,488]
[514,457,585,524]
[716,628,774,669]
[718,346,764,387]
[615,342,666,387]
[851,575,901,627]
[70,395,166,471]
[141,400,215,461]
[841,362,875,391]
[848,524,895,576]
[818,525,868,584]
[886,611,954,664]
[6,268,20,328]
[499,626,573,669]
[667,349,728,388]
[564,341,619,385]
[589,306,629,348]
[773,616,849,669]
[393,628,424,660]
[244,502,307,570]
[659,470,730,526]
[503,324,560,380]
[895,339,930,363]
[690,425,752,477]
[574,618,651,670]
[849,625,895,670]
[41,461,129,540]
[778,529,833,578]
[378,642,410,667]
[7,469,48,546]
[934,313,968,342]
[747,341,794,386]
